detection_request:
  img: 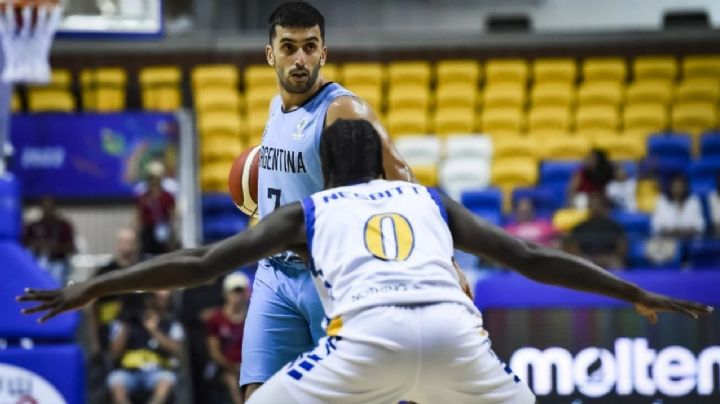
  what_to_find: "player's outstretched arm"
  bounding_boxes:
[325,96,415,182]
[441,194,713,323]
[17,203,307,323]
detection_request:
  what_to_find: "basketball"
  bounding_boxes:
[228,145,260,218]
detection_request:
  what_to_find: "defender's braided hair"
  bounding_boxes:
[320,119,385,188]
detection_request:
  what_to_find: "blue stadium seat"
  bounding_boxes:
[202,193,236,215]
[700,132,720,158]
[611,211,651,241]
[646,134,692,177]
[628,238,681,269]
[688,159,720,195]
[539,161,582,203]
[689,239,720,269]
[203,214,248,241]
[460,187,503,226]
[616,160,638,178]
[511,187,562,219]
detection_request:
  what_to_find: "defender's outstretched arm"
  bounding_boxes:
[18,203,307,322]
[441,194,713,323]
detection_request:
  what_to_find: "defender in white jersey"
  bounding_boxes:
[20,120,713,403]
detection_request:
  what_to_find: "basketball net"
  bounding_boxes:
[0,1,63,84]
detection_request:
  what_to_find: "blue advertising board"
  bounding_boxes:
[9,113,179,199]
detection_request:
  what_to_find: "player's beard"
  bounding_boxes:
[279,64,320,94]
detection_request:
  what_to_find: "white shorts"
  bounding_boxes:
[247,302,536,404]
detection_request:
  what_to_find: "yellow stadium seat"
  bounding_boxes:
[491,157,538,189]
[198,112,244,138]
[553,209,589,232]
[433,107,475,136]
[342,63,385,88]
[625,80,674,105]
[493,136,538,160]
[195,89,242,114]
[244,64,276,89]
[388,61,431,86]
[435,83,476,109]
[436,60,480,86]
[594,135,645,160]
[11,91,20,112]
[575,106,619,133]
[481,107,525,137]
[532,58,577,83]
[192,65,239,90]
[140,66,182,111]
[671,102,718,135]
[322,63,340,83]
[44,69,72,89]
[577,81,624,107]
[623,103,668,136]
[530,83,574,108]
[636,180,659,213]
[675,79,720,104]
[386,108,429,137]
[682,55,720,80]
[247,110,268,143]
[527,106,571,134]
[387,84,430,110]
[347,84,382,113]
[482,83,525,109]
[540,136,591,160]
[633,56,677,81]
[575,130,618,145]
[201,161,232,192]
[201,136,243,163]
[28,89,75,112]
[582,57,626,82]
[80,68,127,112]
[245,87,277,112]
[411,164,438,187]
[485,59,528,83]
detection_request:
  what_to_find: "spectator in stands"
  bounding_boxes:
[566,192,627,270]
[136,162,177,256]
[107,291,184,404]
[133,160,179,197]
[606,165,637,212]
[89,228,143,357]
[652,174,705,239]
[204,272,251,404]
[504,198,558,247]
[568,149,615,209]
[709,173,720,237]
[22,196,77,285]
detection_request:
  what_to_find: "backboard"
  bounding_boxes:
[58,0,162,38]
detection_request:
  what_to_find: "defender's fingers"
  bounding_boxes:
[21,301,58,315]
[39,307,65,323]
[16,292,57,302]
[645,311,658,325]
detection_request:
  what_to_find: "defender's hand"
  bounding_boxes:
[633,290,713,324]
[16,283,96,323]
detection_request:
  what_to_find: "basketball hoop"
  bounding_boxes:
[0,0,63,84]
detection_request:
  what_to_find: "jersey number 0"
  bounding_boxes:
[363,213,415,262]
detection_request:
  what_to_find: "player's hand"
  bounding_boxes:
[16,282,96,323]
[633,290,713,324]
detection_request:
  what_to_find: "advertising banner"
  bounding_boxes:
[9,113,179,199]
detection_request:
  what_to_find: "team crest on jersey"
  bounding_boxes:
[291,118,308,140]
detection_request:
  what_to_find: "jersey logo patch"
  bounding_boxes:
[291,118,308,140]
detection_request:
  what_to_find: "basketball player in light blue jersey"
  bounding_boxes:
[243,2,413,399]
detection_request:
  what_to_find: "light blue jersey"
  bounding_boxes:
[241,82,354,387]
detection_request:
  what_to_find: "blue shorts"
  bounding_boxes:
[107,368,176,391]
[240,260,325,386]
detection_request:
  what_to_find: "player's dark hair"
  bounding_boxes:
[320,119,385,188]
[268,1,325,44]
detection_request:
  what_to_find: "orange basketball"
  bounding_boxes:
[228,145,260,218]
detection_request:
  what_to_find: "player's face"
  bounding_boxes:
[267,25,326,94]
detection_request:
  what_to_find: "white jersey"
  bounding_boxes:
[300,179,477,321]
